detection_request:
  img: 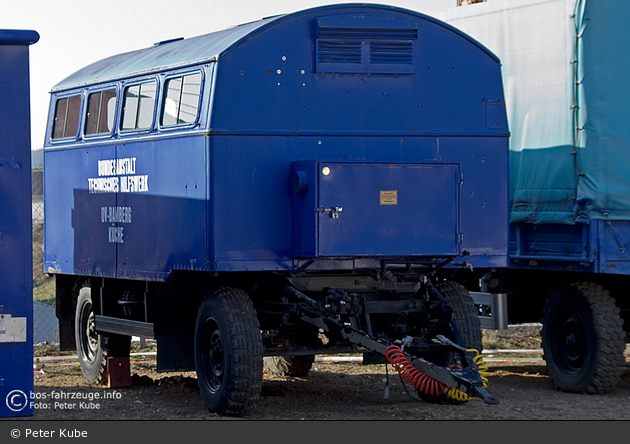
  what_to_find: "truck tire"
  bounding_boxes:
[75,286,130,384]
[194,287,264,416]
[264,335,323,377]
[541,282,625,394]
[264,355,315,377]
[435,281,483,352]
[418,281,483,404]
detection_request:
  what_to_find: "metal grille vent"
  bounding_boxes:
[317,27,418,40]
[370,41,414,65]
[315,26,417,74]
[317,40,362,64]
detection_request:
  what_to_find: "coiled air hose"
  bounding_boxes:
[443,348,490,402]
[384,344,446,396]
[384,343,490,402]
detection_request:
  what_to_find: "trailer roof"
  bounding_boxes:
[52,3,499,92]
[51,17,278,91]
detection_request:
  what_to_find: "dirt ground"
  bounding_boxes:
[9,325,630,421]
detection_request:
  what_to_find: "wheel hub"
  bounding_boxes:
[209,331,224,377]
[201,321,225,394]
[558,314,586,369]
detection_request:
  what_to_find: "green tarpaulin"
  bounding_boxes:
[434,0,630,224]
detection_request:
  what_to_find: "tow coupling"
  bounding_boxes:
[286,286,499,405]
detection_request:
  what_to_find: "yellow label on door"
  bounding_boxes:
[380,190,398,205]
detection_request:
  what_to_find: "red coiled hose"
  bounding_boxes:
[384,344,446,396]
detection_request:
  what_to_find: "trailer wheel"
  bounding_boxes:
[75,286,130,384]
[541,282,625,394]
[194,287,263,416]
[264,335,323,377]
[419,281,482,404]
[436,281,483,352]
[264,355,314,377]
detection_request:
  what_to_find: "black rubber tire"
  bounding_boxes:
[75,286,130,384]
[541,282,625,394]
[264,355,315,377]
[75,287,107,384]
[194,287,264,417]
[264,333,322,377]
[417,281,483,404]
[435,281,483,353]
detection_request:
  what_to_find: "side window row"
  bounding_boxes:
[51,72,202,140]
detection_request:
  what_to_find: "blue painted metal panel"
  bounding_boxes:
[0,29,38,418]
[317,162,460,256]
[593,220,630,275]
[44,145,118,277]
[44,5,509,280]
[210,8,505,137]
[44,137,207,281]
[115,137,207,280]
[292,160,320,258]
[210,132,507,272]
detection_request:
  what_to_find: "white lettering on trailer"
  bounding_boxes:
[101,206,132,224]
[88,157,148,194]
[97,157,136,176]
[91,158,146,244]
[88,176,119,193]
[120,175,149,193]
[108,226,124,243]
[101,206,131,243]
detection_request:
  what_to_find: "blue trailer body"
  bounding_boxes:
[44,4,509,415]
[434,0,630,395]
[0,29,39,418]
[44,4,508,279]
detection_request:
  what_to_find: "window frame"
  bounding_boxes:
[50,93,84,142]
[83,86,118,139]
[119,78,159,135]
[159,70,203,130]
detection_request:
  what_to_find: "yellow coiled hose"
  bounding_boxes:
[444,348,490,402]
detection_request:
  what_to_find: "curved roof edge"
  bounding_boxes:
[52,3,499,92]
[51,17,279,91]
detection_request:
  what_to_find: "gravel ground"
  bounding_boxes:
[6,325,630,421]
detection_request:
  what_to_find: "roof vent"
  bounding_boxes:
[315,14,417,74]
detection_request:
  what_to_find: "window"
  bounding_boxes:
[161,73,201,126]
[52,95,81,139]
[85,89,116,135]
[121,81,157,131]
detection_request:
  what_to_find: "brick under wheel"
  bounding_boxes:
[541,282,625,394]
[194,287,264,417]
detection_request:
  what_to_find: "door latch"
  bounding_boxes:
[318,207,343,219]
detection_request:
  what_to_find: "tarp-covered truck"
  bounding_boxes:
[434,0,629,394]
[44,4,509,416]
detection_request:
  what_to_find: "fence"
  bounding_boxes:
[32,168,59,344]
